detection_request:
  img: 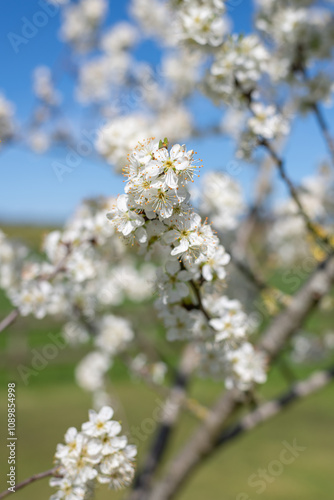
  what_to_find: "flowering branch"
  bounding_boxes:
[146,253,334,500]
[258,137,333,252]
[232,76,333,252]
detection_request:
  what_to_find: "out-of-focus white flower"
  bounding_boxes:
[10,280,62,319]
[51,406,136,498]
[28,130,50,153]
[77,53,131,103]
[225,342,267,390]
[206,34,268,104]
[207,296,249,341]
[248,103,290,139]
[175,0,229,47]
[199,171,244,231]
[101,22,139,53]
[290,330,334,364]
[96,110,192,173]
[96,115,153,172]
[47,0,69,4]
[162,49,202,97]
[62,321,90,345]
[76,351,111,392]
[95,314,134,355]
[151,361,167,384]
[33,66,61,105]
[130,0,173,43]
[256,4,334,84]
[60,0,108,51]
[66,253,96,282]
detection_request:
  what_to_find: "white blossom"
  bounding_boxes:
[50,406,136,498]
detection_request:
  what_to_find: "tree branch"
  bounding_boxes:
[300,67,334,167]
[215,364,334,448]
[259,254,334,359]
[148,389,240,500]
[147,254,334,500]
[0,309,19,334]
[234,76,333,252]
[258,137,333,252]
[189,280,211,321]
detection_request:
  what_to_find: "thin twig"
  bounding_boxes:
[234,76,333,253]
[0,309,19,334]
[0,467,58,499]
[189,280,211,321]
[300,67,334,166]
[215,364,334,448]
[259,137,333,252]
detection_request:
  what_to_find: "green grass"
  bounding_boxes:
[0,226,333,499]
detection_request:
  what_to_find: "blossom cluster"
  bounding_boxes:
[206,34,269,105]
[60,0,108,51]
[204,33,291,158]
[130,0,228,48]
[107,138,267,390]
[256,3,334,78]
[27,0,334,167]
[0,201,156,406]
[3,197,154,321]
[50,406,136,499]
[198,171,244,232]
[174,0,229,47]
[96,110,192,173]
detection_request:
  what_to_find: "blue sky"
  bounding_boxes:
[0,0,333,225]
